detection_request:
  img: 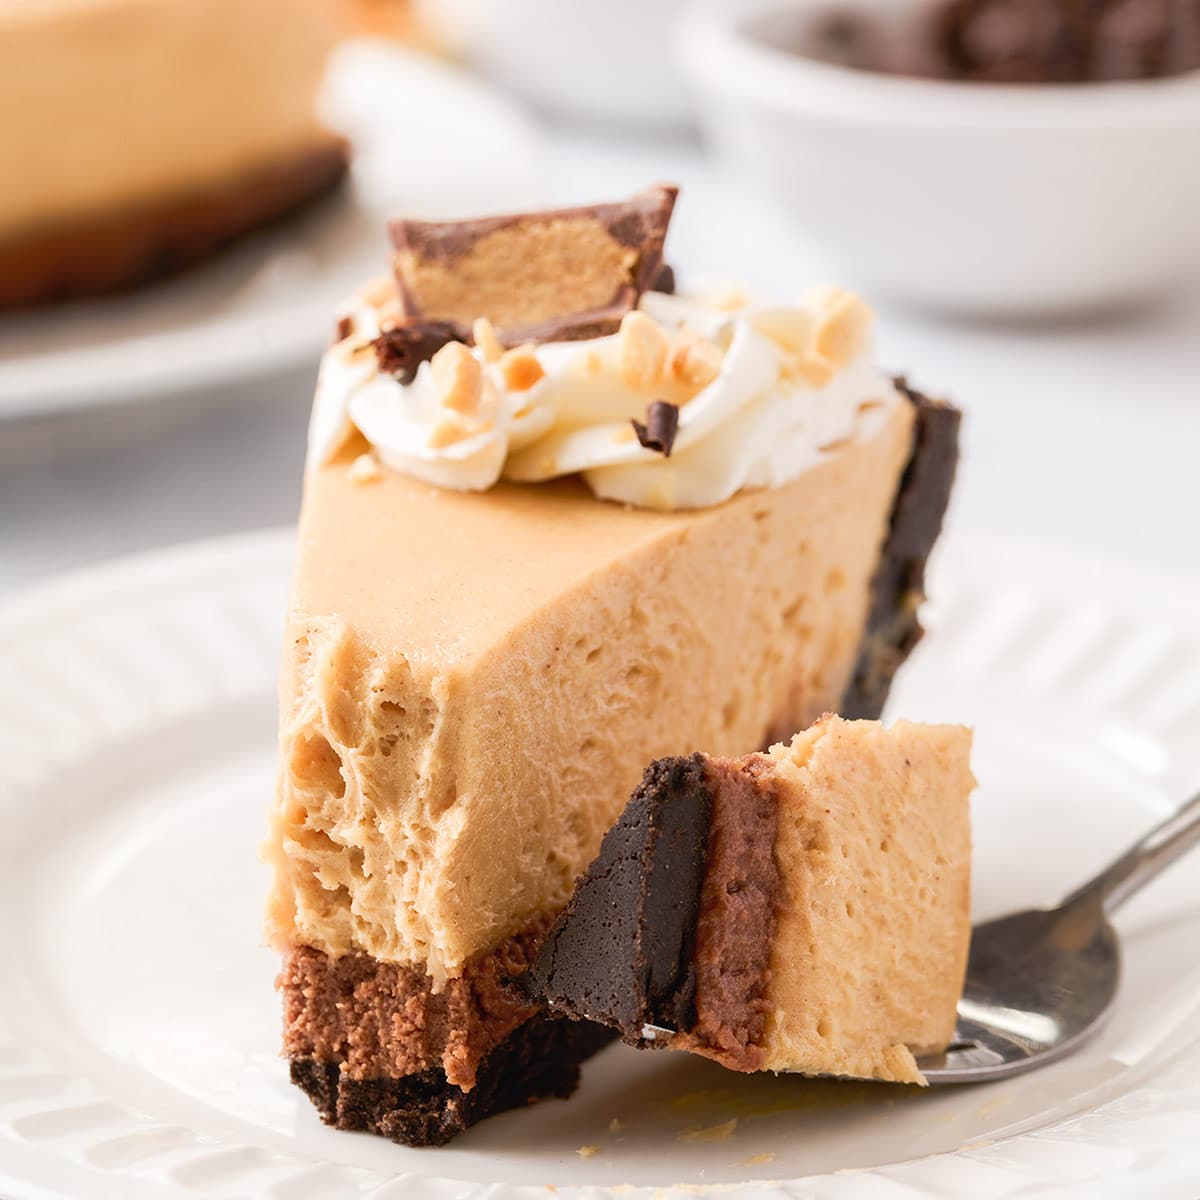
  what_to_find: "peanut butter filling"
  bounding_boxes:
[265,402,914,981]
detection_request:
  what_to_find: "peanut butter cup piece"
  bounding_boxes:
[388,185,678,344]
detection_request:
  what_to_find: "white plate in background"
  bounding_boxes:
[0,41,546,421]
[0,530,1198,1199]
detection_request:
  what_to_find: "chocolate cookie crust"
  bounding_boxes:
[841,383,961,720]
[0,137,348,310]
[527,755,783,1070]
[526,755,714,1034]
[280,915,619,1146]
[280,918,552,1093]
[291,1016,614,1147]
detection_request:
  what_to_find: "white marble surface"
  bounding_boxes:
[2,128,1198,594]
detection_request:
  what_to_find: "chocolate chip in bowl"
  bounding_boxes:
[677,0,1200,317]
[786,0,1200,84]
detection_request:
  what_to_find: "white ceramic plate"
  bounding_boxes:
[0,530,1198,1200]
[0,41,546,421]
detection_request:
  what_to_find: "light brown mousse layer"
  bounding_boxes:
[280,917,550,1092]
[0,0,339,247]
[265,400,916,984]
[756,718,974,1082]
[675,757,782,1072]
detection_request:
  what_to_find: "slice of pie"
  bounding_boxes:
[527,716,974,1083]
[1,0,347,308]
[264,187,962,1145]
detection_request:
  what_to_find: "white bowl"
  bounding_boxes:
[677,0,1200,317]
[416,0,694,127]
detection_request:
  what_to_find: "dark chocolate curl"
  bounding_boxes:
[631,401,681,457]
[373,321,467,384]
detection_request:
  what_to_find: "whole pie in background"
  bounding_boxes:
[0,0,349,309]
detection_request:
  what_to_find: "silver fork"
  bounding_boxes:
[918,790,1200,1083]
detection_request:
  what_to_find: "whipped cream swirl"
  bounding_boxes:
[308,284,901,511]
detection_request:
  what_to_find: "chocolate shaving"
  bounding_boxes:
[334,314,355,342]
[652,263,677,295]
[802,0,1200,83]
[631,401,681,457]
[373,321,466,384]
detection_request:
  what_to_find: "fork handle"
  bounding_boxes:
[1064,790,1200,916]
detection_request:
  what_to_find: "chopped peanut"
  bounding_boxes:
[808,287,874,368]
[669,334,724,390]
[618,310,669,391]
[784,353,837,389]
[430,341,483,414]
[347,453,384,485]
[376,296,403,326]
[472,316,505,364]
[498,345,545,391]
[750,307,815,358]
[427,415,475,449]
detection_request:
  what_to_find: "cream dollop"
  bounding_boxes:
[307,284,901,511]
